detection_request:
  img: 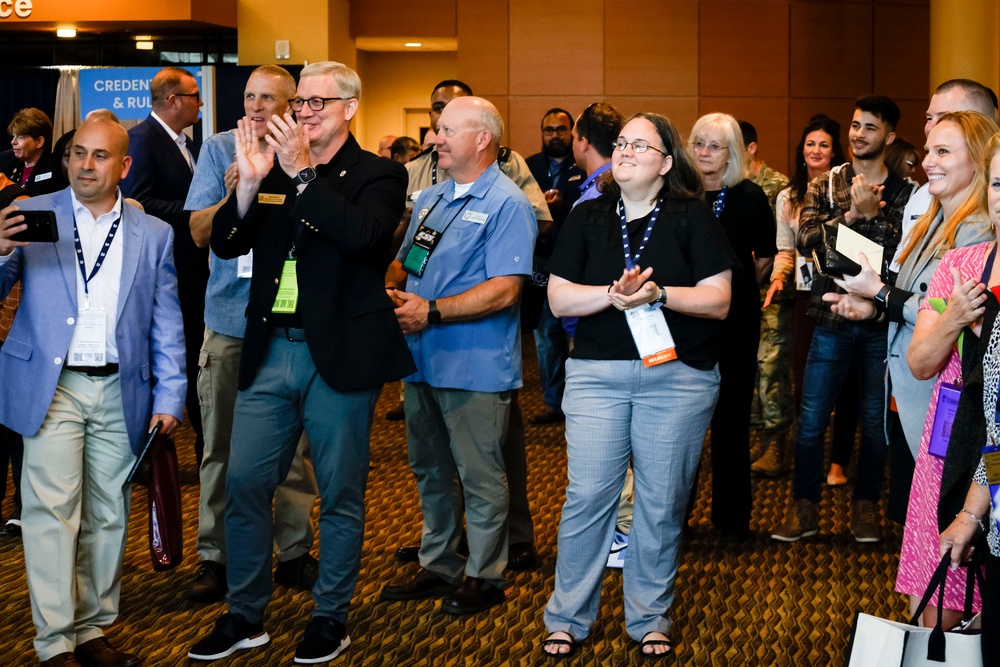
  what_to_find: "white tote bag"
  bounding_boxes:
[844,556,984,667]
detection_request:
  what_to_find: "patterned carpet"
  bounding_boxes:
[0,336,908,666]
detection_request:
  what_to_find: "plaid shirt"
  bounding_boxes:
[796,163,912,328]
[0,281,21,342]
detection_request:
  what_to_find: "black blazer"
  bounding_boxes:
[121,114,207,301]
[211,133,416,392]
[3,151,61,196]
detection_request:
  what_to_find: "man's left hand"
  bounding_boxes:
[150,414,180,435]
[265,112,312,178]
[393,291,431,334]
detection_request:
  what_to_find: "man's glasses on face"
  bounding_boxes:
[543,126,570,136]
[289,97,348,112]
[613,138,666,156]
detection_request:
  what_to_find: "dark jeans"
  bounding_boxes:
[793,322,888,504]
[0,423,23,513]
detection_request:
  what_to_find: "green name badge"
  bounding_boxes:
[271,259,299,314]
[401,224,441,277]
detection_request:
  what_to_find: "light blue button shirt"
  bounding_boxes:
[183,131,250,339]
[396,162,536,393]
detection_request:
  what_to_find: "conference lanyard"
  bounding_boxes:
[711,187,728,218]
[618,198,662,270]
[73,213,122,305]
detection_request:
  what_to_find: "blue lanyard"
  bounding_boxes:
[73,213,122,297]
[711,187,728,218]
[618,198,662,270]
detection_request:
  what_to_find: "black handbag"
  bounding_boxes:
[813,222,862,279]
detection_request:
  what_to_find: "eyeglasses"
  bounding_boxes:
[543,125,570,135]
[692,140,728,154]
[290,97,348,112]
[613,138,667,155]
[173,92,201,101]
[582,103,596,144]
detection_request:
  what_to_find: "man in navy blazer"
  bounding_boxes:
[120,66,208,461]
[0,118,186,667]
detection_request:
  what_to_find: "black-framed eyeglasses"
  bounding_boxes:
[582,103,596,144]
[173,92,201,101]
[290,97,348,112]
[613,138,666,155]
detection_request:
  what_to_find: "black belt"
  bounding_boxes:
[65,363,119,377]
[271,327,307,342]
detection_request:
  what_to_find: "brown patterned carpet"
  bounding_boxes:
[0,336,907,666]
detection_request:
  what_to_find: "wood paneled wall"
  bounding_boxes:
[445,0,930,175]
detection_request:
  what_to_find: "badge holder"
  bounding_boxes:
[272,259,299,313]
[625,304,677,367]
[402,225,441,277]
[928,382,961,457]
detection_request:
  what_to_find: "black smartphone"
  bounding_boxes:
[10,210,59,243]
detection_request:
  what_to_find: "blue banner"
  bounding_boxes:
[79,68,200,121]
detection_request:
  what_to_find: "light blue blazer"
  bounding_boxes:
[0,187,186,454]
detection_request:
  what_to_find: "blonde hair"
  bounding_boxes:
[897,111,1000,266]
[688,112,747,187]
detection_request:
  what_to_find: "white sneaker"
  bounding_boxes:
[606,530,628,568]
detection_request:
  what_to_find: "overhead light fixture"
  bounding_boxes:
[404,42,422,48]
[56,28,77,38]
[136,41,154,51]
[134,35,152,41]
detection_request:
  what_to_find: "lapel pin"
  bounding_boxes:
[340,170,347,177]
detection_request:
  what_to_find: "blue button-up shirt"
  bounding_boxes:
[396,162,536,392]
[183,131,249,339]
[573,162,613,208]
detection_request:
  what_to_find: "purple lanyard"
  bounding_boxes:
[73,213,122,297]
[618,198,662,270]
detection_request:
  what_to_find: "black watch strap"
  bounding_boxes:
[295,167,317,185]
[427,299,442,325]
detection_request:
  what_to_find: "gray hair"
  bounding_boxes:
[688,112,748,187]
[300,61,361,100]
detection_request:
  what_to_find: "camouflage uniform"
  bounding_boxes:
[750,164,794,435]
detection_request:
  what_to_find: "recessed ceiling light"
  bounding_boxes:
[56,28,77,38]
[404,42,422,48]
[136,41,155,51]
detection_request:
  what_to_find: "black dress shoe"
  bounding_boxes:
[2,509,21,538]
[394,544,420,563]
[506,542,537,571]
[528,410,565,425]
[75,636,142,667]
[274,553,319,590]
[186,560,227,603]
[380,569,457,601]
[439,577,505,615]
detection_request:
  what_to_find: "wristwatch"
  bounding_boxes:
[652,286,667,306]
[427,299,442,325]
[295,166,317,186]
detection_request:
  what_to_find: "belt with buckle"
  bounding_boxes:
[272,327,307,342]
[65,363,120,377]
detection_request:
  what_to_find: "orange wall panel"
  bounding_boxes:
[507,95,597,157]
[604,0,698,98]
[873,3,929,101]
[350,0,456,38]
[790,3,873,98]
[508,0,604,97]
[457,0,509,96]
[699,1,789,98]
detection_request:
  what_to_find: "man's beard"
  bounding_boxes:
[851,137,886,161]
[543,139,570,159]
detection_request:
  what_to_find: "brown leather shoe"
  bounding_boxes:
[380,568,457,601]
[39,653,83,667]
[74,637,142,667]
[439,577,505,615]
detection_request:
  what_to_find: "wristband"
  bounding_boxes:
[427,299,442,325]
[884,286,911,323]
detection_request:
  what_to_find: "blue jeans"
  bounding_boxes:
[224,334,380,625]
[793,322,888,504]
[533,297,567,412]
[544,359,719,642]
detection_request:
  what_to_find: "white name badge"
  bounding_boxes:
[34,171,53,182]
[67,308,108,366]
[795,255,814,291]
[625,304,677,367]
[237,250,253,279]
[463,211,489,224]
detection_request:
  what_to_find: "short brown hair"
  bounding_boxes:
[151,67,197,105]
[7,108,52,149]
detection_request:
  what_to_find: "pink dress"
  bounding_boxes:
[895,243,985,610]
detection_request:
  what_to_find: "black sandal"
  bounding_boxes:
[638,633,674,660]
[541,634,578,660]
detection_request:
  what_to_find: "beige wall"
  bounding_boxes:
[355,50,457,153]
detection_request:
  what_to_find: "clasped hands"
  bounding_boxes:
[845,174,885,223]
[232,113,312,192]
[608,266,658,311]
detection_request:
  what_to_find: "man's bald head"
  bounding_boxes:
[70,119,132,207]
[442,96,504,151]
